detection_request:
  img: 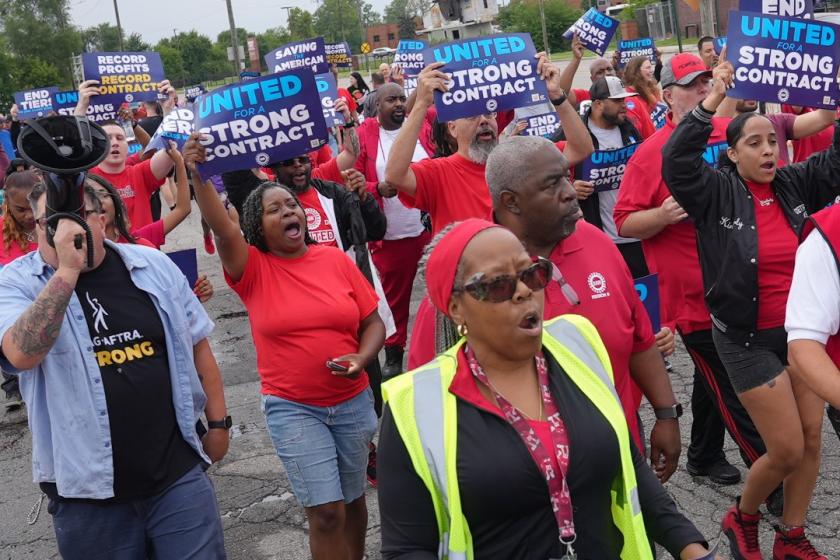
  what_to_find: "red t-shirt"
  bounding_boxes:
[782,105,837,163]
[573,88,591,104]
[0,216,37,265]
[745,180,798,329]
[311,156,343,184]
[401,153,491,235]
[614,114,730,335]
[117,235,156,248]
[91,159,164,230]
[297,187,339,247]
[544,222,654,449]
[132,220,166,249]
[227,244,378,406]
[624,90,656,139]
[338,87,358,115]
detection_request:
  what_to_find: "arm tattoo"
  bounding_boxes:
[344,127,360,157]
[10,275,75,359]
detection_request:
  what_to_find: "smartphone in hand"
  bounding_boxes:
[326,360,351,372]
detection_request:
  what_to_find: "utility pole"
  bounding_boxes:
[112,0,124,51]
[537,0,549,56]
[226,0,243,75]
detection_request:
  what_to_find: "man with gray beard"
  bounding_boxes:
[385,53,593,237]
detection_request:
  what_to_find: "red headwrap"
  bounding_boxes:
[426,219,502,316]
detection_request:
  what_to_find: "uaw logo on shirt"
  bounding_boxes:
[587,272,610,300]
[304,207,336,244]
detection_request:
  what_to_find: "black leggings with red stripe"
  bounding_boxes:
[681,329,766,468]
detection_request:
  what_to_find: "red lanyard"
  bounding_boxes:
[464,345,576,550]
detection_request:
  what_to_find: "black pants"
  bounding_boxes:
[1,370,19,399]
[617,241,650,279]
[681,329,766,468]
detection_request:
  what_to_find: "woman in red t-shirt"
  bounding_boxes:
[0,170,39,267]
[623,56,660,139]
[183,136,385,560]
[662,62,837,559]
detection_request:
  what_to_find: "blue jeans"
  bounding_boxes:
[262,387,378,507]
[47,464,226,560]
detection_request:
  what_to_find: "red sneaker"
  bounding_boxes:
[773,526,826,560]
[722,503,764,559]
[204,233,216,255]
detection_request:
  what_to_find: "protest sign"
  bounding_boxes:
[315,73,346,127]
[82,51,165,105]
[740,0,813,17]
[14,87,59,119]
[726,10,840,108]
[579,143,641,192]
[264,37,329,75]
[651,101,668,130]
[185,84,206,102]
[326,41,352,67]
[394,39,428,77]
[240,71,261,80]
[563,8,619,56]
[403,76,419,97]
[702,140,729,166]
[145,106,196,153]
[194,70,329,177]
[422,33,549,121]
[714,36,727,55]
[634,274,661,332]
[166,249,198,287]
[617,38,656,68]
[522,112,561,137]
[51,90,120,123]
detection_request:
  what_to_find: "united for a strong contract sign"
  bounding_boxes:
[563,8,619,56]
[51,89,119,123]
[194,70,328,177]
[727,10,840,108]
[81,51,165,105]
[422,33,548,122]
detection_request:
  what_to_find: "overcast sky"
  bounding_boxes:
[68,0,391,45]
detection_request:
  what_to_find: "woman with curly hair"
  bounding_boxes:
[183,134,385,560]
[0,170,39,266]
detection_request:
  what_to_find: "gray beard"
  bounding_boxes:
[468,138,497,164]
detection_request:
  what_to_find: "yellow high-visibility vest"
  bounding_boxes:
[382,314,653,560]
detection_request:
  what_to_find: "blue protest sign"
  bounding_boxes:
[166,248,198,287]
[422,33,549,121]
[264,37,328,75]
[727,10,840,108]
[634,274,661,332]
[617,38,656,68]
[394,39,428,77]
[740,0,813,17]
[145,106,195,153]
[702,140,729,166]
[51,90,120,123]
[403,76,418,97]
[523,112,561,137]
[326,41,352,67]
[194,70,329,177]
[128,142,142,156]
[713,36,727,55]
[651,101,668,130]
[579,143,641,192]
[185,84,206,102]
[81,52,165,105]
[315,73,346,127]
[14,87,59,119]
[563,8,619,56]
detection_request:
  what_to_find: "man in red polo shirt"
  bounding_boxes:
[614,53,769,493]
[490,134,683,481]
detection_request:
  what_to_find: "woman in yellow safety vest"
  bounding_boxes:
[378,219,719,560]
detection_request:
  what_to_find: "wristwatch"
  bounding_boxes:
[207,415,232,430]
[551,89,568,106]
[654,404,683,420]
[343,120,357,128]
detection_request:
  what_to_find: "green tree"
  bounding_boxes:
[217,27,249,51]
[362,4,383,26]
[497,0,582,52]
[123,33,151,52]
[288,8,315,41]
[155,31,228,86]
[82,22,122,52]
[256,27,292,70]
[384,0,428,39]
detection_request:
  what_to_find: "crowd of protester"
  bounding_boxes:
[2,28,840,560]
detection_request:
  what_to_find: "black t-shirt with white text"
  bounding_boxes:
[73,247,199,500]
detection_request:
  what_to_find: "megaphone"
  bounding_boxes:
[16,116,109,268]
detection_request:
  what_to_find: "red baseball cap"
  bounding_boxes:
[660,53,712,88]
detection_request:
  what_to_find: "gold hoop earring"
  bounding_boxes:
[457,323,468,337]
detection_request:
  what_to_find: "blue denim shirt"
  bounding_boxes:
[0,241,213,499]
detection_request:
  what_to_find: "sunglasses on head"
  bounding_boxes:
[453,257,553,303]
[278,156,311,167]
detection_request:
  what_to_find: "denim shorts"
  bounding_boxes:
[261,387,378,508]
[712,325,788,394]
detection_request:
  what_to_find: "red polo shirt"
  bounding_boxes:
[614,114,729,335]
[544,222,654,448]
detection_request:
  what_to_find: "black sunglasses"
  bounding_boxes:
[453,257,553,303]
[278,156,311,167]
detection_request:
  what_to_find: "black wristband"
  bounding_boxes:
[551,93,568,107]
[343,120,356,128]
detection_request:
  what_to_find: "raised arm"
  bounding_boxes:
[385,62,448,197]
[183,133,250,281]
[73,80,101,118]
[334,97,361,171]
[558,35,585,107]
[160,142,191,235]
[792,108,837,140]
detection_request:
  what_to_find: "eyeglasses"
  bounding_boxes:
[464,112,497,121]
[453,257,553,303]
[35,208,100,229]
[278,157,311,167]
